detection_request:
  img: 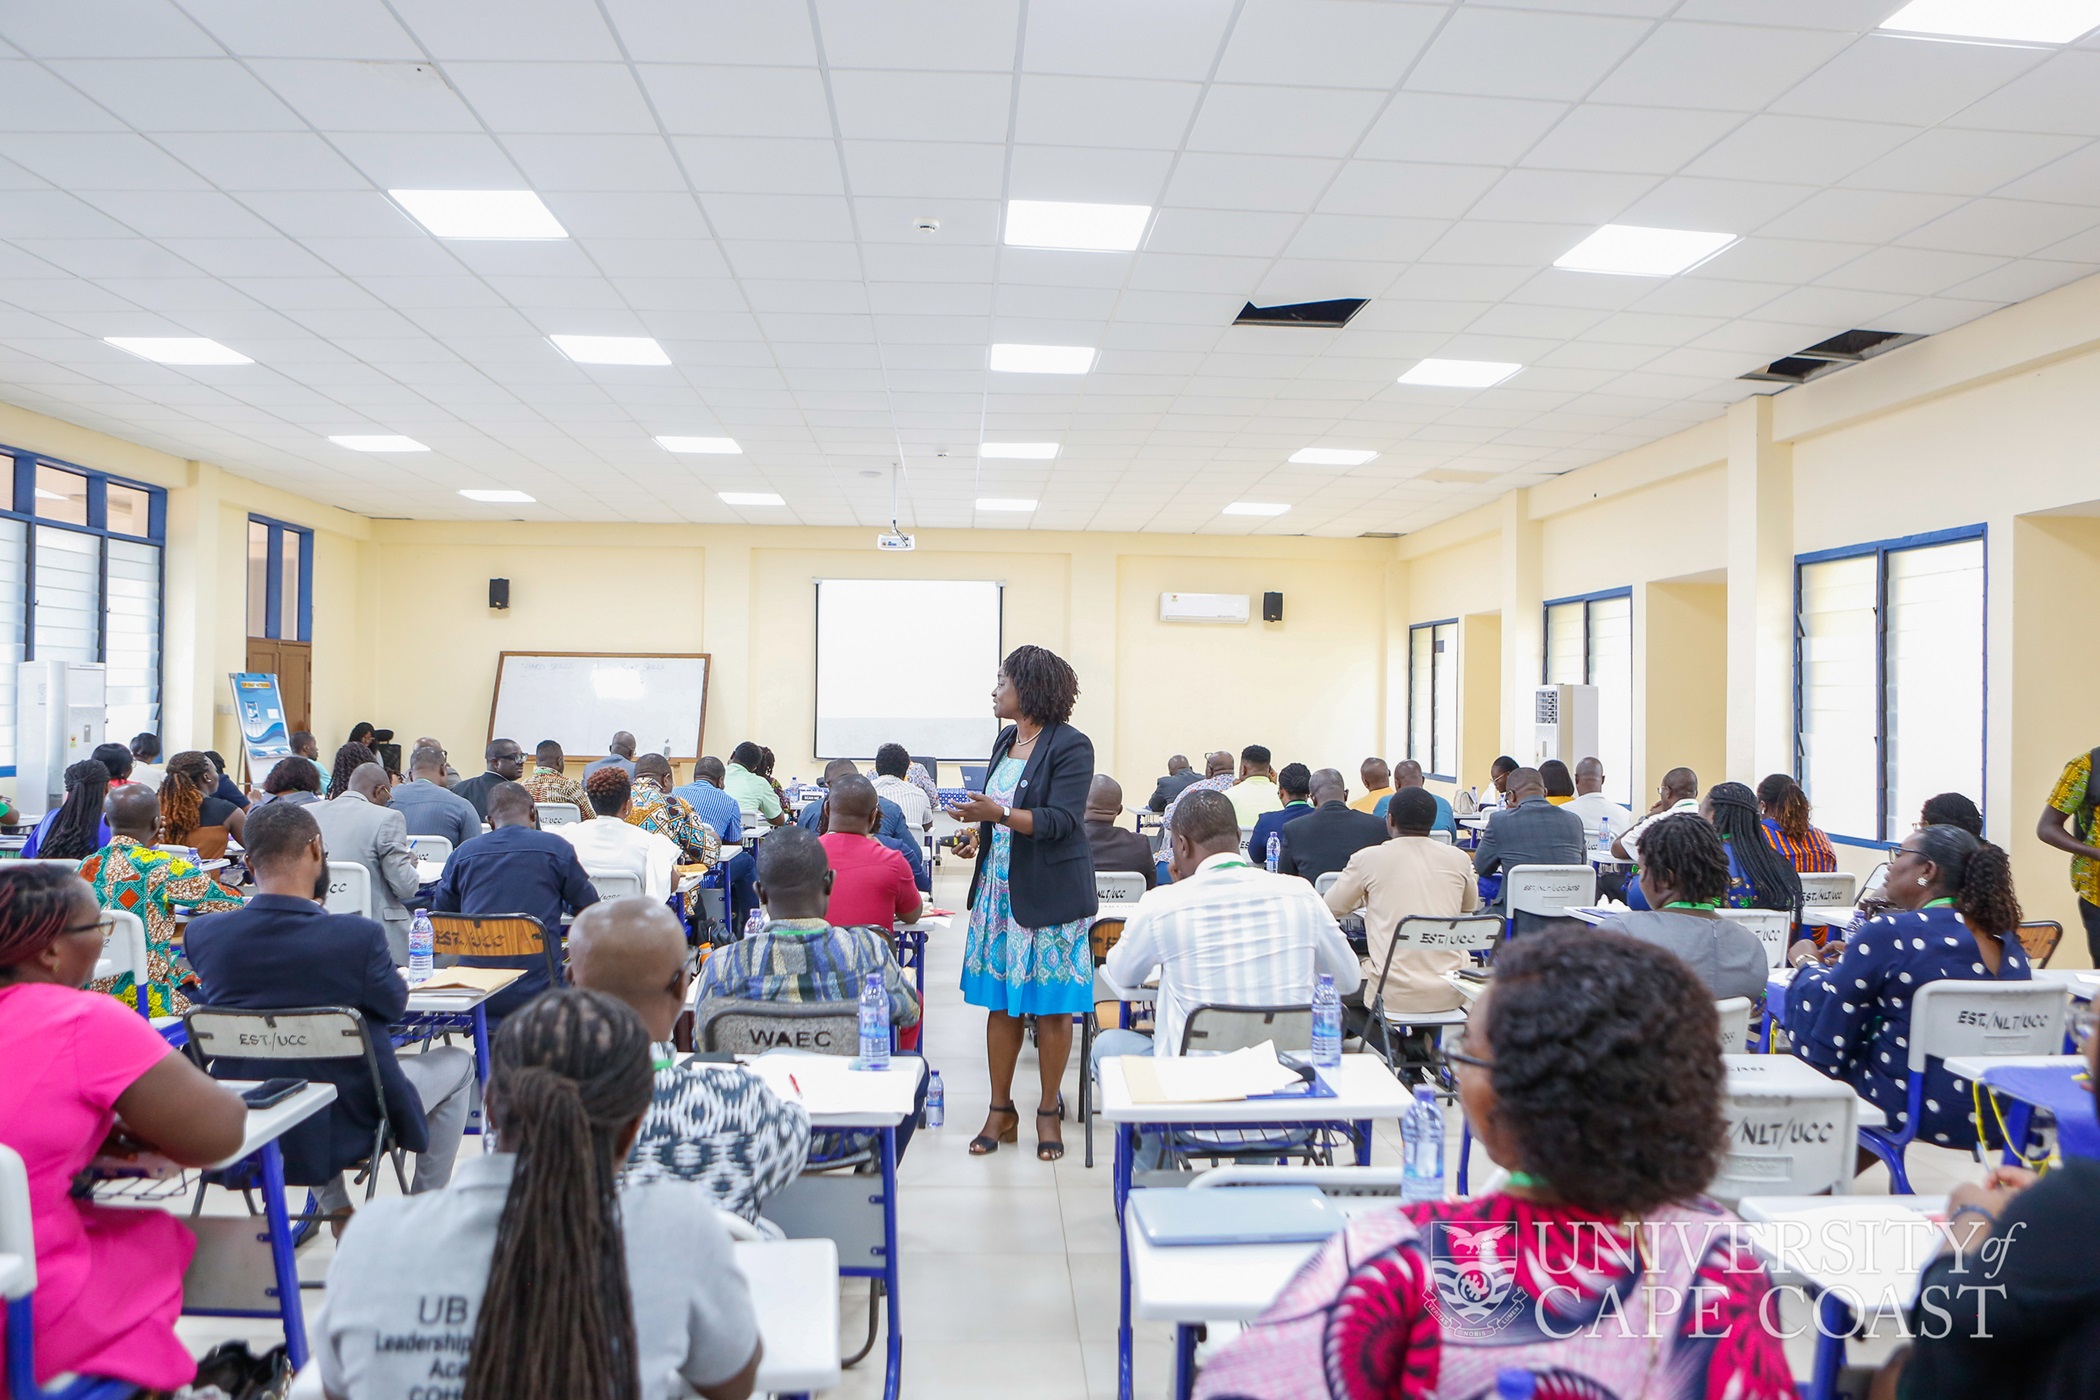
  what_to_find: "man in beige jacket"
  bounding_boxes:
[1322,787,1480,1025]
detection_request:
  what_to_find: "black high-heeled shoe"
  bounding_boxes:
[969,1103,1018,1155]
[1036,1105,1066,1161]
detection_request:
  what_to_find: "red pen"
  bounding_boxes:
[789,1073,803,1096]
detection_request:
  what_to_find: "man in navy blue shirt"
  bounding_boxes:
[1247,762,1317,865]
[186,801,473,1219]
[432,779,599,1020]
[794,759,929,891]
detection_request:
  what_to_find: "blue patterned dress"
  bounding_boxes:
[960,755,1094,1016]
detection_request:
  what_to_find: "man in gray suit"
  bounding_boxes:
[387,744,481,851]
[582,731,638,782]
[1472,766,1587,934]
[310,761,424,962]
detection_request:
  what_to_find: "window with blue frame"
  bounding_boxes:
[0,452,167,771]
[247,516,312,642]
[1795,527,1986,844]
[1543,589,1633,806]
[1407,619,1458,780]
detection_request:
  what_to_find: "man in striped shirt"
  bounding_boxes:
[1154,750,1237,883]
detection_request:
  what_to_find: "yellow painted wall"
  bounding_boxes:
[1639,580,1727,803]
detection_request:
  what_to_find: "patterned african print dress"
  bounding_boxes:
[79,835,244,1017]
[960,755,1093,1017]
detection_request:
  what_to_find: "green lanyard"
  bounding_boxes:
[1210,858,1252,870]
[1923,897,1956,909]
[1664,900,1720,911]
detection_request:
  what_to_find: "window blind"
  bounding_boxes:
[1885,539,1984,838]
[1408,625,1433,768]
[1798,554,1880,840]
[1430,621,1457,779]
[105,539,161,743]
[0,519,23,768]
[1589,595,1634,807]
[32,526,99,663]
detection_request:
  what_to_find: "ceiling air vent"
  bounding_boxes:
[1741,328,1920,385]
[1234,298,1367,328]
[1358,530,1399,538]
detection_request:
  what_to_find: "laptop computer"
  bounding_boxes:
[1129,1185,1349,1247]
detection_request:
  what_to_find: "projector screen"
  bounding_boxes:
[815,579,1002,760]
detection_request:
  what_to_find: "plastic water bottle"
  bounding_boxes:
[743,908,764,941]
[1265,832,1281,873]
[924,1069,944,1128]
[1496,1370,1536,1400]
[1597,815,1613,855]
[1310,973,1341,1068]
[1401,1085,1446,1203]
[407,910,434,985]
[857,971,891,1071]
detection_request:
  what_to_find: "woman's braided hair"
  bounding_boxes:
[326,742,376,799]
[1914,824,2023,936]
[1755,772,1813,842]
[1634,812,1731,906]
[465,988,654,1400]
[41,758,111,861]
[1003,644,1079,726]
[159,750,215,844]
[0,862,87,971]
[1707,780,1803,918]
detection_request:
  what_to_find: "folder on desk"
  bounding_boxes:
[413,967,523,993]
[1121,1043,1305,1104]
[1130,1185,1348,1246]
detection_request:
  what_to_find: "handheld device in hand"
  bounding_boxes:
[240,1077,307,1110]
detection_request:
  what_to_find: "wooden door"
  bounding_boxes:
[244,638,312,734]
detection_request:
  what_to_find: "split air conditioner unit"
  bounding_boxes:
[1533,683,1598,767]
[1159,592,1250,624]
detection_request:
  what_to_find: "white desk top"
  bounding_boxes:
[1096,971,1160,1005]
[2033,968,2100,1002]
[1736,1195,1946,1316]
[1098,1053,1414,1125]
[414,858,445,885]
[94,1080,338,1176]
[1941,1053,2084,1083]
[742,1052,926,1127]
[735,1237,843,1394]
[395,968,513,1015]
[1723,1054,1886,1128]
[1799,906,1858,928]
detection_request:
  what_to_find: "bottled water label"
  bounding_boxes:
[857,971,891,1070]
[407,911,435,985]
[924,1070,944,1128]
[1401,1088,1445,1203]
[1310,972,1342,1069]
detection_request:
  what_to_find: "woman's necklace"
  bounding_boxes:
[1012,721,1042,750]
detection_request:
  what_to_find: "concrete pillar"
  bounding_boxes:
[1498,490,1542,760]
[161,460,222,751]
[1725,395,1795,781]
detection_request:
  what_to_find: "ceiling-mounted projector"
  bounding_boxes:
[877,531,915,551]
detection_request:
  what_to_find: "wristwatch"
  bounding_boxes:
[998,803,1012,824]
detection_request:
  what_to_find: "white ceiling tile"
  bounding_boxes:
[1186,84,1386,159]
[829,71,1011,144]
[1215,0,1442,88]
[249,59,484,132]
[840,140,1006,200]
[80,189,281,238]
[1949,50,2100,137]
[1770,34,2047,129]
[1014,76,1202,151]
[1007,145,1173,206]
[1688,115,1919,186]
[1839,128,2085,197]
[579,239,731,277]
[1407,9,1651,102]
[232,191,420,238]
[1519,105,1745,176]
[720,239,863,279]
[1420,218,1594,266]
[1466,168,1659,224]
[174,0,425,59]
[506,134,686,191]
[1357,93,1570,166]
[1943,258,2098,304]
[50,57,303,131]
[674,136,844,197]
[698,193,855,242]
[299,238,460,276]
[1895,199,2100,258]
[545,193,710,240]
[1991,141,2100,206]
[1875,295,2006,335]
[1022,0,1237,82]
[445,62,657,133]
[0,60,126,130]
[157,133,370,191]
[1315,161,1502,219]
[815,0,1018,70]
[1164,153,1337,213]
[389,0,622,61]
[1145,207,1302,259]
[1614,176,1814,231]
[1816,245,2007,297]
[1589,22,1854,112]
[1743,283,1914,328]
[642,65,834,138]
[0,1,220,57]
[1281,214,1444,263]
[0,133,210,190]
[1757,188,1963,244]
[603,0,820,65]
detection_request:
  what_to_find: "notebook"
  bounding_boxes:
[1130,1185,1349,1247]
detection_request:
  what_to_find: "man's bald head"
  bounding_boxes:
[822,758,859,785]
[696,756,725,786]
[486,780,535,827]
[1087,775,1124,823]
[1166,754,1190,775]
[827,774,878,834]
[1204,750,1233,777]
[1506,766,1545,801]
[610,731,636,757]
[1360,757,1390,790]
[568,897,689,1041]
[106,783,160,839]
[1662,767,1699,801]
[634,752,674,787]
[1575,757,1606,795]
[1309,768,1348,805]
[1394,760,1424,789]
[348,762,390,800]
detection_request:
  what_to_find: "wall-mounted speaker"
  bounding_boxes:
[1262,591,1283,622]
[489,578,510,610]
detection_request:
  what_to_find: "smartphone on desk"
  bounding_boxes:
[241,1077,307,1110]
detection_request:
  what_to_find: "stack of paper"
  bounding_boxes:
[1121,1042,1306,1104]
[412,967,523,994]
[742,1051,922,1117]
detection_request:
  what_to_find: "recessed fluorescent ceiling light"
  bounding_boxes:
[1289,448,1379,466]
[330,434,428,452]
[1223,502,1290,517]
[459,489,535,503]
[976,498,1037,512]
[656,435,741,454]
[390,189,567,239]
[989,343,1095,374]
[1397,359,1523,388]
[979,442,1059,459]
[1880,0,2100,42]
[1555,224,1737,277]
[549,334,670,366]
[719,491,784,506]
[1004,200,1151,252]
[104,336,251,365]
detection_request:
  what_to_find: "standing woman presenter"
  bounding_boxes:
[949,645,1096,1161]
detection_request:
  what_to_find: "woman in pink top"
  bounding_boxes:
[0,864,245,1391]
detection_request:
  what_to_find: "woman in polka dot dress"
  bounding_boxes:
[1779,824,2030,1151]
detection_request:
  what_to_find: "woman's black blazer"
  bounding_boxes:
[965,720,1098,929]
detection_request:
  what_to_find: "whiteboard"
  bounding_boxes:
[814,579,1001,759]
[489,653,709,762]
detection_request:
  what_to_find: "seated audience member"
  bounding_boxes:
[1488,753,1519,805]
[451,737,526,822]
[629,753,722,866]
[673,755,744,844]
[310,761,422,963]
[411,736,461,787]
[1156,750,1236,871]
[903,756,941,818]
[161,748,246,845]
[316,989,763,1400]
[1781,825,2032,1151]
[1148,753,1201,813]
[569,897,810,1221]
[1563,755,1635,835]
[0,864,247,1394]
[1247,762,1315,863]
[1325,787,1480,1019]
[1227,744,1283,825]
[796,758,911,840]
[1921,791,1984,836]
[259,755,324,808]
[1276,768,1389,884]
[582,730,639,781]
[1705,780,1804,918]
[348,721,379,749]
[1539,757,1577,805]
[91,740,137,790]
[128,731,165,788]
[433,781,599,1021]
[1881,1024,2100,1399]
[22,757,110,859]
[557,766,679,902]
[185,802,475,1223]
[520,738,590,812]
[1472,766,1588,933]
[325,740,379,804]
[872,743,934,830]
[692,828,923,1161]
[1378,759,1456,833]
[203,750,250,811]
[1195,928,1792,1400]
[1757,772,1838,872]
[1611,765,1700,862]
[1596,814,1768,1001]
[819,776,923,927]
[724,740,786,828]
[81,785,243,1015]
[289,730,326,791]
[1086,775,1158,889]
[388,743,481,849]
[1349,756,1392,814]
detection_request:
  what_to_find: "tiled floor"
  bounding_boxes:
[176,859,1994,1396]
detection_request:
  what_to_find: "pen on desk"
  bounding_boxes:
[789,1073,802,1097]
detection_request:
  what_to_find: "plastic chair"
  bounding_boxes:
[1094,871,1146,909]
[323,861,372,919]
[1715,997,1753,1054]
[1081,917,1130,1169]
[2016,920,2063,968]
[427,913,559,990]
[586,869,644,901]
[1861,980,2071,1193]
[405,834,452,868]
[1718,907,1792,970]
[1710,1084,1860,1204]
[1365,915,1504,1074]
[1313,872,1340,899]
[534,802,581,827]
[1503,864,1596,928]
[92,908,153,1022]
[3,1145,139,1400]
[1797,872,1857,910]
[1165,1006,1335,1167]
[700,999,862,1058]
